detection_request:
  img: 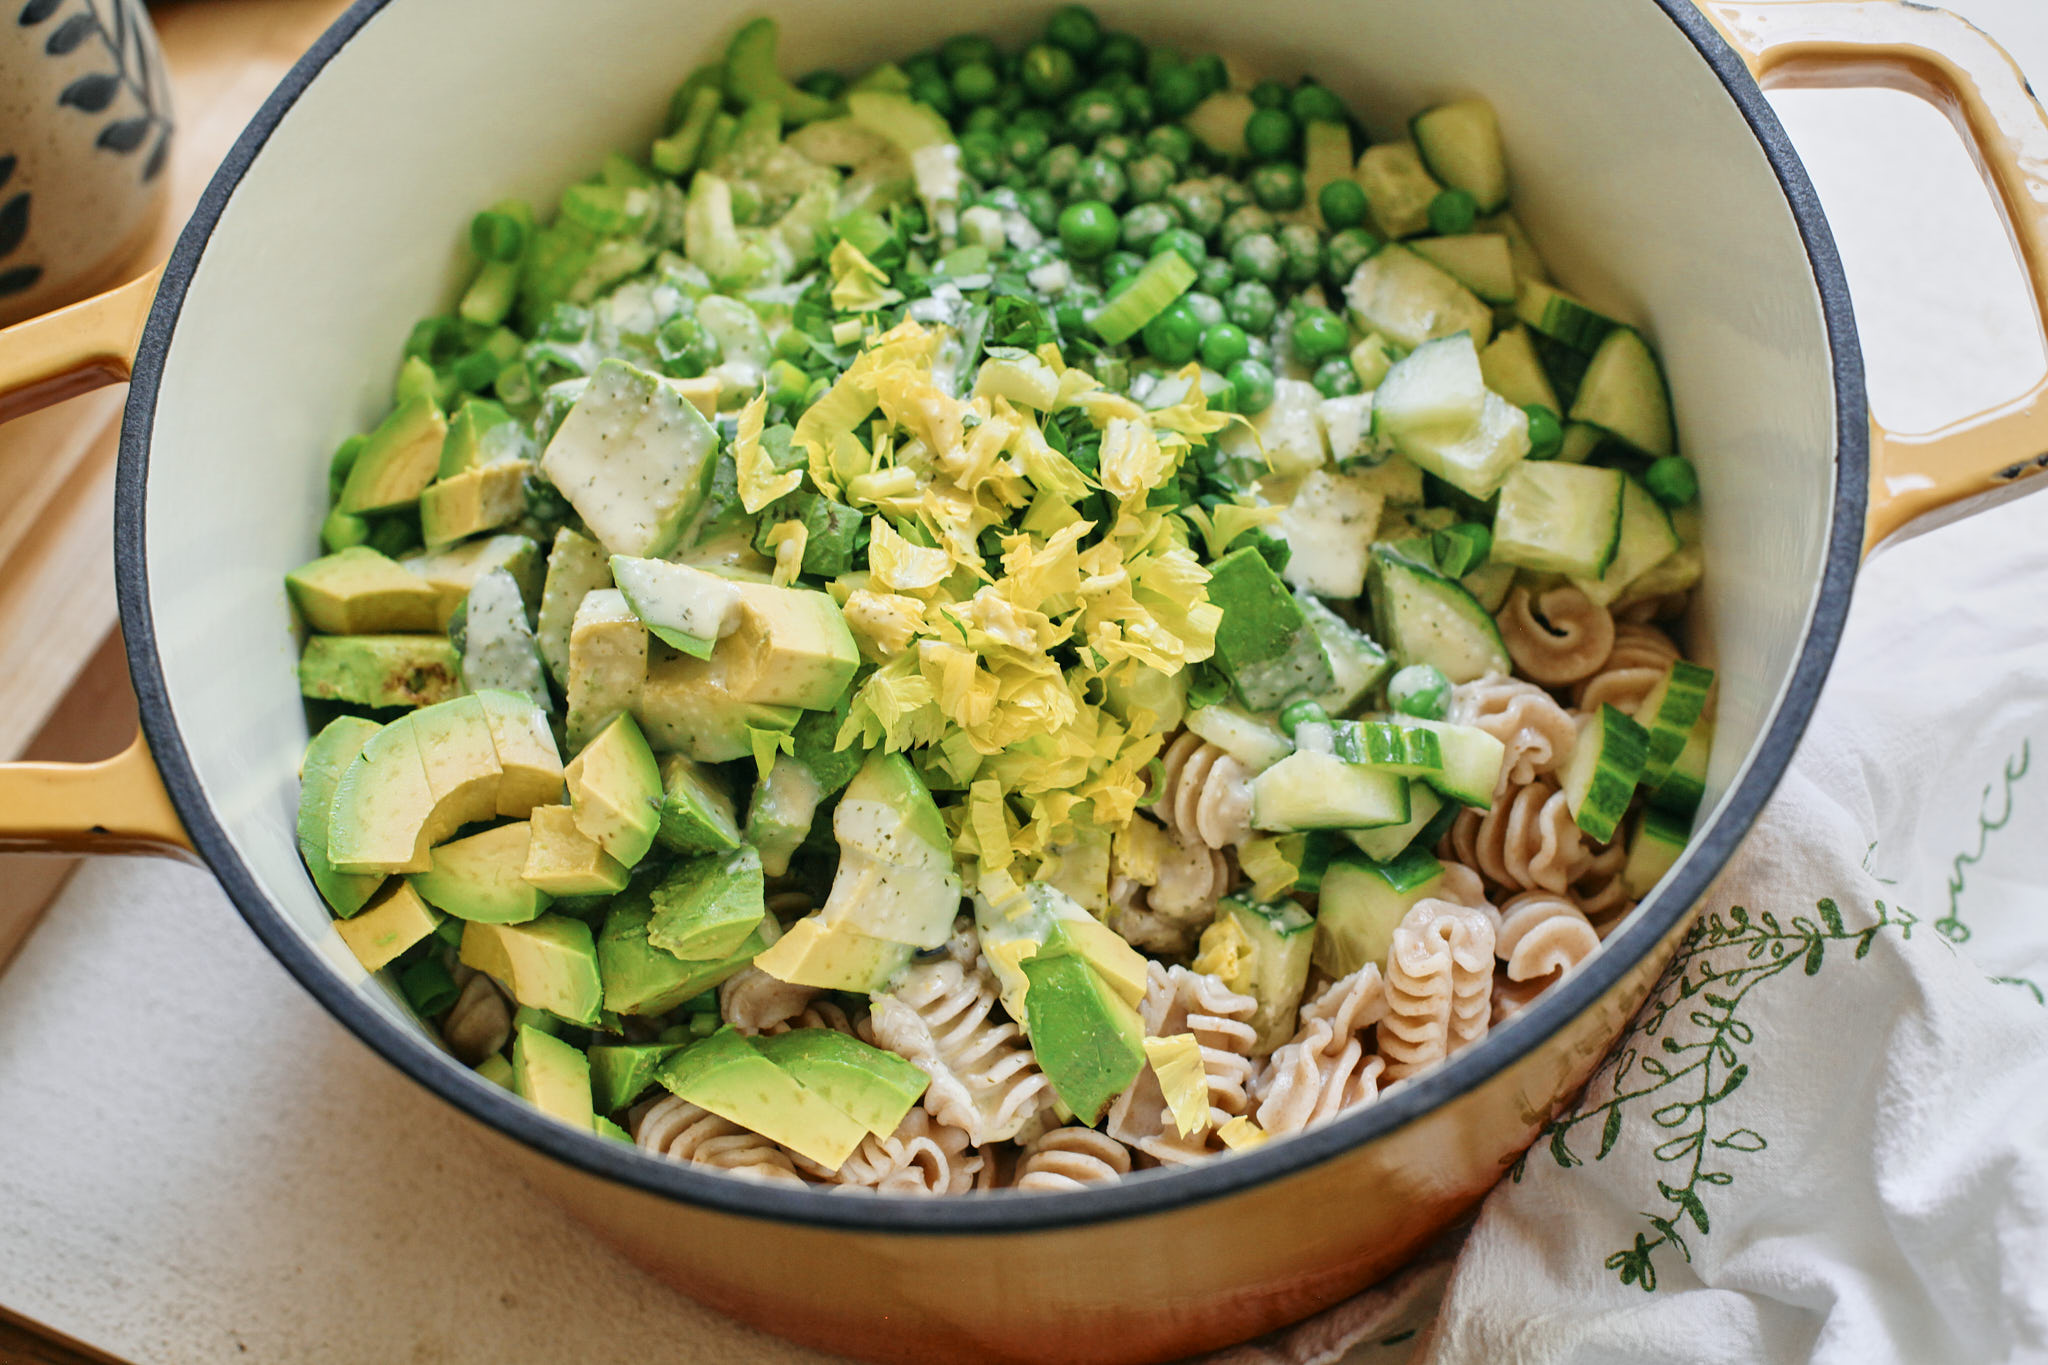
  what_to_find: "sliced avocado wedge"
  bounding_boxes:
[297,716,386,916]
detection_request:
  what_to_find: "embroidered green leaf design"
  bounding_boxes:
[1818,898,1844,934]
[1598,1105,1623,1158]
[1713,1128,1767,1153]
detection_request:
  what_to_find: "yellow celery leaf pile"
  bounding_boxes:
[774,318,1238,905]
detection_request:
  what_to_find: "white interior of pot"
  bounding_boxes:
[141,0,1835,1101]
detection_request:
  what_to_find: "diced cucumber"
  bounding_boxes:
[1479,210,1549,284]
[1408,234,1516,305]
[1491,462,1626,578]
[1391,391,1531,500]
[1572,475,1680,606]
[1348,454,1426,505]
[1278,470,1385,599]
[1328,720,1443,777]
[1562,704,1650,841]
[1345,245,1493,352]
[1218,898,1317,1055]
[1319,393,1386,467]
[1367,544,1510,684]
[1250,751,1410,831]
[1186,703,1295,774]
[1515,280,1624,354]
[1230,624,1338,713]
[1312,850,1447,978]
[1650,715,1712,818]
[1300,597,1391,717]
[1478,327,1561,412]
[1186,90,1257,159]
[1302,121,1356,225]
[1571,328,1674,457]
[1636,662,1712,785]
[1355,142,1442,239]
[1617,544,1703,609]
[1255,377,1332,476]
[1623,806,1690,898]
[1410,99,1509,212]
[1383,715,1507,809]
[1461,559,1516,613]
[1345,780,1449,861]
[1555,422,1614,465]
[1373,333,1486,442]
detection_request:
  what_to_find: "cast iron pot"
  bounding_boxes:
[2,2,2046,1360]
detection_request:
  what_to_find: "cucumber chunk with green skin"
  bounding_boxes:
[1651,715,1713,818]
[1229,621,1338,713]
[1491,462,1625,578]
[1514,280,1623,354]
[1570,475,1679,607]
[1367,544,1510,685]
[1635,661,1715,787]
[1410,100,1509,213]
[1562,703,1650,842]
[1571,328,1674,457]
[1408,234,1516,304]
[1300,596,1391,717]
[1389,390,1530,500]
[1312,850,1449,978]
[1218,898,1317,1055]
[1345,245,1493,351]
[1323,719,1444,776]
[1373,333,1486,442]
[1186,703,1294,773]
[1623,807,1691,898]
[1478,327,1561,412]
[1382,715,1506,809]
[1250,750,1410,831]
[1355,143,1442,240]
[1345,781,1452,862]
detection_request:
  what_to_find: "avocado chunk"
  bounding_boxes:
[420,459,533,550]
[588,1042,682,1112]
[751,915,912,992]
[975,888,1151,1029]
[339,393,448,514]
[1204,547,1338,711]
[655,752,742,854]
[1018,951,1147,1125]
[512,1024,596,1130]
[812,752,960,949]
[536,527,613,684]
[286,547,441,635]
[410,821,552,923]
[540,358,720,559]
[564,712,662,867]
[328,717,439,875]
[566,589,649,749]
[1213,897,1316,1055]
[334,880,443,971]
[610,555,742,658]
[720,582,860,710]
[404,532,542,628]
[743,759,821,878]
[459,567,548,708]
[647,845,765,960]
[1041,915,1150,1009]
[752,1029,929,1139]
[438,396,526,479]
[410,695,505,835]
[522,804,631,896]
[474,689,565,817]
[476,1054,516,1090]
[460,914,603,1025]
[597,894,777,1015]
[297,716,386,916]
[654,1026,868,1169]
[635,646,801,763]
[298,635,461,710]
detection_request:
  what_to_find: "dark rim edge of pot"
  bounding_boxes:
[113,0,1867,1235]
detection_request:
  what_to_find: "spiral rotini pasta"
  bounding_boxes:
[1495,585,1615,685]
[1109,840,1234,957]
[1379,899,1496,1081]
[1445,777,1585,895]
[1573,622,1681,715]
[1450,672,1578,793]
[868,957,1051,1145]
[794,1105,984,1194]
[632,1095,804,1183]
[719,966,821,1035]
[1253,965,1390,1135]
[1015,1126,1135,1191]
[1107,964,1260,1163]
[1157,731,1255,851]
[1494,891,1600,984]
[442,972,512,1064]
[1572,840,1633,922]
[1491,973,1550,1026]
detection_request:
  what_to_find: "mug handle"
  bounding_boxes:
[0,269,192,860]
[1698,0,2048,554]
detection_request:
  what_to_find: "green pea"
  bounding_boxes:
[952,61,1000,106]
[1251,162,1305,211]
[1119,85,1155,128]
[1244,107,1298,162]
[1227,356,1276,413]
[1164,180,1223,237]
[1019,186,1060,234]
[1093,32,1144,74]
[1144,124,1195,169]
[904,53,943,85]
[1324,225,1383,286]
[1152,63,1205,117]
[1430,521,1492,577]
[1058,198,1121,260]
[959,131,1005,183]
[1200,321,1251,371]
[1388,664,1450,720]
[1145,45,1183,84]
[1094,133,1137,164]
[910,73,955,116]
[1291,305,1349,362]
[1006,125,1051,168]
[1249,78,1289,109]
[1277,222,1324,285]
[1183,291,1225,330]
[1218,205,1274,251]
[1070,153,1128,206]
[1428,188,1479,236]
[1053,283,1103,335]
[1095,68,1136,95]
[1312,357,1362,399]
[994,84,1028,116]
[1196,255,1236,296]
[941,34,997,71]
[1317,179,1369,230]
[1101,250,1146,288]
[797,70,846,101]
[1277,698,1329,737]
[1524,404,1564,460]
[1142,300,1203,365]
[1188,54,1228,96]
[1040,143,1083,189]
[1014,106,1058,135]
[1288,82,1347,126]
[1151,226,1207,270]
[1046,4,1100,55]
[1229,233,1283,284]
[1215,178,1253,215]
[1120,202,1177,254]
[1065,89,1125,139]
[1224,279,1278,332]
[1645,455,1700,506]
[1125,153,1175,204]
[964,105,1006,136]
[1022,43,1080,102]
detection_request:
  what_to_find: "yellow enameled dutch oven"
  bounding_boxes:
[1,2,2046,1360]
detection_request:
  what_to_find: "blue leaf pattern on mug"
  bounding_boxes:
[24,0,172,182]
[0,193,29,259]
[58,70,119,112]
[16,0,64,24]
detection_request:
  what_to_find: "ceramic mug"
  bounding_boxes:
[0,2,2046,1362]
[0,0,171,328]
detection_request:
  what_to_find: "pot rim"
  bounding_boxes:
[113,0,1866,1234]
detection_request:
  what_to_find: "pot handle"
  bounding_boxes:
[1699,0,2048,553]
[0,270,192,860]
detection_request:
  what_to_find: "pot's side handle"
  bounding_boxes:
[0,270,193,861]
[1700,0,2048,554]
